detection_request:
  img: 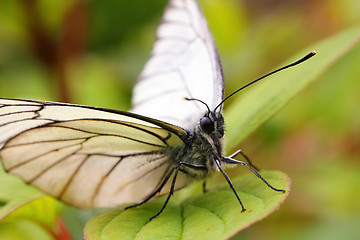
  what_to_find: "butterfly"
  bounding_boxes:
[0,0,314,221]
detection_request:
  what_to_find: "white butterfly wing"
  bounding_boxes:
[131,0,224,130]
[0,99,189,208]
[0,0,223,208]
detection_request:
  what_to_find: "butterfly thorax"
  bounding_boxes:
[167,112,224,179]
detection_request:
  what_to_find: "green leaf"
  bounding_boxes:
[0,165,62,229]
[0,219,54,240]
[0,165,45,220]
[224,26,360,152]
[2,197,63,228]
[84,171,290,240]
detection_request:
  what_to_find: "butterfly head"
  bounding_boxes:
[185,97,224,138]
[200,111,224,138]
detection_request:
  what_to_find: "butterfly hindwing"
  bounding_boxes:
[131,0,224,130]
[0,99,189,208]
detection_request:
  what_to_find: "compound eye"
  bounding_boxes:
[200,116,215,134]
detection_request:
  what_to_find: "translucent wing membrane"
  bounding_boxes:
[131,0,224,130]
[0,0,226,212]
[0,99,189,208]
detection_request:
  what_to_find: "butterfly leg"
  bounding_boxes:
[214,159,246,212]
[202,180,207,193]
[149,162,207,221]
[125,166,177,211]
[149,166,181,221]
[126,162,207,221]
[228,149,259,171]
[222,156,285,193]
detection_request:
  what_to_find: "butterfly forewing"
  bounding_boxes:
[0,0,225,211]
[131,0,224,130]
[0,99,190,208]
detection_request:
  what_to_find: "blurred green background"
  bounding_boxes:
[0,0,359,239]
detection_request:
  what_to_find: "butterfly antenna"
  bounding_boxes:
[185,97,211,113]
[214,51,316,112]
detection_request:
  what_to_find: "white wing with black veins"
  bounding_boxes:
[131,0,224,130]
[0,0,223,209]
[0,99,189,208]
